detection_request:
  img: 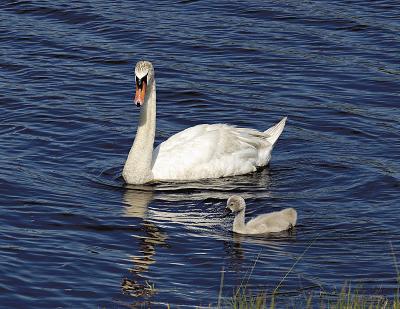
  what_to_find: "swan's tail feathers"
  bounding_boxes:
[265,116,287,146]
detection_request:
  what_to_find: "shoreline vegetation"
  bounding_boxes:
[207,242,400,309]
[221,283,400,309]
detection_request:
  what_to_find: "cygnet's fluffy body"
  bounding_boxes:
[224,195,297,235]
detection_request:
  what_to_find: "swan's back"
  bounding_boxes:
[151,118,286,181]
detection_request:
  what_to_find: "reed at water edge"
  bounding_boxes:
[208,241,400,309]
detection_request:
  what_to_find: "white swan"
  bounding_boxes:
[122,61,287,184]
[223,195,297,234]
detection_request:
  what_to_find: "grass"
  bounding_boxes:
[228,288,266,309]
[222,285,399,309]
[212,241,400,309]
[215,271,400,309]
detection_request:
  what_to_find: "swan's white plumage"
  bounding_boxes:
[123,61,287,184]
[151,120,286,181]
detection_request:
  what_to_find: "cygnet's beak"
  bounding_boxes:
[222,207,232,218]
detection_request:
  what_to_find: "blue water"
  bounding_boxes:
[1,0,399,307]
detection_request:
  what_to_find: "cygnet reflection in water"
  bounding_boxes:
[223,195,297,235]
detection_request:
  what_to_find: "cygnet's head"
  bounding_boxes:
[134,60,155,107]
[224,195,246,216]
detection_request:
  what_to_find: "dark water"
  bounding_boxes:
[1,0,400,307]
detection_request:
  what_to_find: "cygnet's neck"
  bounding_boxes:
[232,208,247,234]
[122,80,156,184]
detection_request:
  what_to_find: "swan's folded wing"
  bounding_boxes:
[151,124,272,181]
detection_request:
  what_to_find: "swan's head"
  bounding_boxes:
[223,195,246,217]
[134,60,155,107]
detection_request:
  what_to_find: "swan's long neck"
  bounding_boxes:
[123,80,156,184]
[232,209,247,234]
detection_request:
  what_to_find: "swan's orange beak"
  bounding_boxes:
[134,79,147,107]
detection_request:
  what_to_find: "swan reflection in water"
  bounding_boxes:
[123,188,168,274]
[121,187,165,300]
[123,169,275,233]
[120,170,296,298]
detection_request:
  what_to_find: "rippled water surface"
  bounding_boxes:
[1,0,400,307]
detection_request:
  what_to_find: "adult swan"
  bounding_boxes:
[123,61,287,184]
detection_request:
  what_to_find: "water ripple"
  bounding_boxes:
[1,0,399,307]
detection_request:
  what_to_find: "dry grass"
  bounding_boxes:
[213,241,400,309]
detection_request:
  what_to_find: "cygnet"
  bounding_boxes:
[223,195,297,235]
